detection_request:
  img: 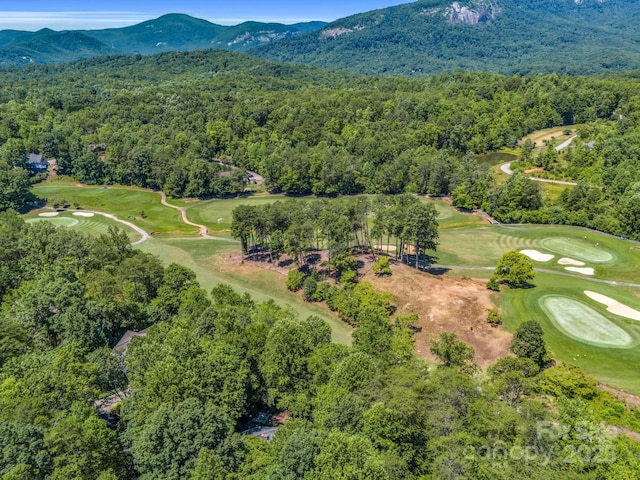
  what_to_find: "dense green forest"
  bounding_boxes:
[2,210,640,479]
[2,50,640,237]
[253,0,640,76]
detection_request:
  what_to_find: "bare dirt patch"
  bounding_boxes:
[524,167,545,174]
[361,260,512,368]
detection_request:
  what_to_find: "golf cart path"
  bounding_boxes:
[500,162,578,186]
[84,210,151,246]
[428,264,640,288]
[158,192,238,243]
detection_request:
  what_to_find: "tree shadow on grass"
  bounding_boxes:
[424,267,451,276]
[505,281,536,289]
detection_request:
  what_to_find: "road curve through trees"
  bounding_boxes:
[500,162,578,186]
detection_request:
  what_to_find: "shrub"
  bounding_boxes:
[372,257,392,276]
[487,308,502,326]
[339,269,357,286]
[303,276,318,301]
[286,269,306,292]
[486,277,500,291]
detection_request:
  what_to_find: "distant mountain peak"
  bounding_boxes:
[252,0,640,77]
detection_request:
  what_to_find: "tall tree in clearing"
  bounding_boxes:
[401,202,439,269]
[488,250,535,290]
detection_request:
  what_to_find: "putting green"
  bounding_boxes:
[540,296,633,348]
[26,217,80,228]
[541,237,614,263]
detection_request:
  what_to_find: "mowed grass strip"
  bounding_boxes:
[501,272,640,394]
[136,237,352,345]
[24,210,141,242]
[187,194,287,234]
[32,183,192,234]
[436,224,640,283]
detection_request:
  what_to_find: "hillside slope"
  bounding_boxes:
[251,0,640,76]
[0,14,326,66]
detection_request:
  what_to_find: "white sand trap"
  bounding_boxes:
[565,267,595,275]
[541,296,632,347]
[39,212,59,217]
[584,291,640,321]
[374,245,397,252]
[520,249,554,262]
[73,211,95,217]
[558,257,585,266]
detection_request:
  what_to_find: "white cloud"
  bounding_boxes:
[0,11,329,31]
[0,11,151,31]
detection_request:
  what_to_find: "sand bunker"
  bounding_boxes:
[584,291,640,321]
[558,257,585,266]
[565,267,595,275]
[520,249,554,262]
[541,296,632,347]
[374,245,397,252]
[38,212,59,217]
[72,211,95,218]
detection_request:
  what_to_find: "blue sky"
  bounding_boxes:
[0,1,411,31]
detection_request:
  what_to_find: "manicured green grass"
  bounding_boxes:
[187,194,484,236]
[187,194,292,234]
[540,295,634,348]
[436,224,640,283]
[24,210,141,241]
[32,183,192,234]
[501,272,640,393]
[136,237,352,345]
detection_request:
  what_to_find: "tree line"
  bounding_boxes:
[231,195,439,269]
[0,50,632,203]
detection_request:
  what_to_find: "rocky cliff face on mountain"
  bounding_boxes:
[252,0,640,76]
[446,1,500,24]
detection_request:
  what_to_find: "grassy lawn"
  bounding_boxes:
[500,272,640,393]
[435,224,640,283]
[136,237,352,345]
[523,124,578,149]
[32,182,193,234]
[187,194,292,234]
[24,210,141,242]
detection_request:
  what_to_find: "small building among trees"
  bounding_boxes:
[26,153,48,174]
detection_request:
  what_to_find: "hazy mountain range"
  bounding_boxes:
[2,0,640,75]
[0,14,326,66]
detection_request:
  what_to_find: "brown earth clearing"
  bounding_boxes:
[361,258,512,368]
[221,248,511,368]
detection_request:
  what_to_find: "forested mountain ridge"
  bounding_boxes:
[0,14,326,67]
[252,0,640,76]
